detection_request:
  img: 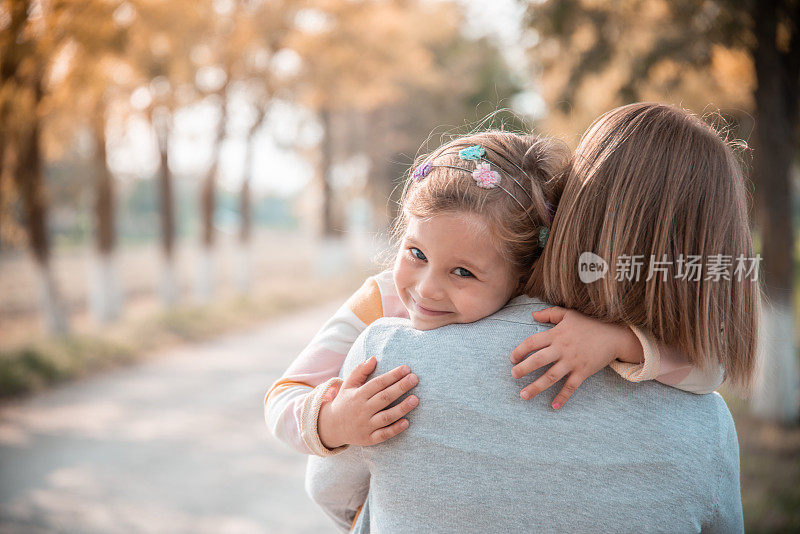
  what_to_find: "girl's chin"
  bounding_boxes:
[409,315,456,331]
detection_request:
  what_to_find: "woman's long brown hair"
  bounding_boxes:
[527,103,760,394]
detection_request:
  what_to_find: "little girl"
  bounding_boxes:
[265,130,722,457]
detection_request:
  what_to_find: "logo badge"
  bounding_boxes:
[578,252,608,283]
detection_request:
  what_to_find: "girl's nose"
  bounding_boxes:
[416,271,445,300]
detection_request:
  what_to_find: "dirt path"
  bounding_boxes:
[0,301,342,533]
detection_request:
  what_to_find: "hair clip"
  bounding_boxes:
[539,226,549,248]
[458,145,485,160]
[412,161,432,182]
[472,163,501,189]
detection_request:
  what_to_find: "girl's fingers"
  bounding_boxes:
[320,382,341,403]
[510,329,553,364]
[531,306,568,325]
[359,364,412,399]
[368,418,410,445]
[342,356,378,388]
[511,347,559,379]
[520,362,569,400]
[368,372,419,410]
[550,374,584,410]
[370,394,419,429]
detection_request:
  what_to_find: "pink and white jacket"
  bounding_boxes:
[264,269,724,457]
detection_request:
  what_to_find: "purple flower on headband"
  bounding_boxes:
[459,145,485,160]
[545,201,556,222]
[412,161,432,182]
[472,163,501,189]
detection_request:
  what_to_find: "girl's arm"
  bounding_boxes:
[265,270,413,456]
[305,333,376,532]
[509,306,724,409]
[609,326,724,394]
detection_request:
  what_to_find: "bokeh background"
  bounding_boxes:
[0,0,798,532]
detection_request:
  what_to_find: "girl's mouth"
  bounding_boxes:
[411,297,451,316]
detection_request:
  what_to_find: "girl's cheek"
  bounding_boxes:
[393,256,416,286]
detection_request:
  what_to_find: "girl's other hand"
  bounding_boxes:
[509,307,643,410]
[318,357,419,449]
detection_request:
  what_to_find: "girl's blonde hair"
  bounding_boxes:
[393,130,570,293]
[527,102,760,394]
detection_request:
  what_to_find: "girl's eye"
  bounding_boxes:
[453,267,474,278]
[409,247,427,261]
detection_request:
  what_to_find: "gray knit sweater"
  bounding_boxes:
[305,295,744,533]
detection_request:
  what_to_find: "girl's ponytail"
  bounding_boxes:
[522,136,570,186]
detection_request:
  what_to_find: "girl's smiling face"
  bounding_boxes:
[393,212,521,331]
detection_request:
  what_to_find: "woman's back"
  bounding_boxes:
[308,296,743,533]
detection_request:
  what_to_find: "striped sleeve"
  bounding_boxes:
[609,326,724,394]
[264,270,400,455]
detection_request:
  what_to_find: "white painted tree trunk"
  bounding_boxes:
[236,241,252,295]
[159,254,179,306]
[88,252,122,323]
[195,247,214,303]
[752,299,800,423]
[346,197,373,269]
[315,236,349,279]
[33,259,68,335]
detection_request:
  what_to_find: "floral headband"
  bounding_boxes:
[411,144,552,248]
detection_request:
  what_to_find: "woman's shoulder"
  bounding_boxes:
[362,316,415,341]
[486,294,553,324]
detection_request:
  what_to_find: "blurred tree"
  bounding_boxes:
[347,34,527,233]
[45,5,129,323]
[1,0,64,333]
[237,103,264,293]
[286,0,458,237]
[231,0,301,294]
[0,0,119,333]
[192,4,234,303]
[88,99,121,321]
[123,0,210,305]
[191,0,297,299]
[528,0,799,422]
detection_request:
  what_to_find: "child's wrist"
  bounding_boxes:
[318,402,345,450]
[616,326,645,364]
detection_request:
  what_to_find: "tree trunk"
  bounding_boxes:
[197,167,216,302]
[236,178,252,295]
[365,107,395,231]
[151,107,178,306]
[750,0,800,423]
[239,174,252,245]
[0,133,6,243]
[196,94,227,302]
[314,108,348,277]
[200,160,217,250]
[318,108,336,237]
[0,0,27,247]
[237,107,266,294]
[237,139,254,295]
[89,102,122,323]
[15,77,68,334]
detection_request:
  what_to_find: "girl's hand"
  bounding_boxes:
[318,356,419,449]
[509,307,643,409]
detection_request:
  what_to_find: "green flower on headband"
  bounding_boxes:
[539,226,549,248]
[458,145,485,160]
